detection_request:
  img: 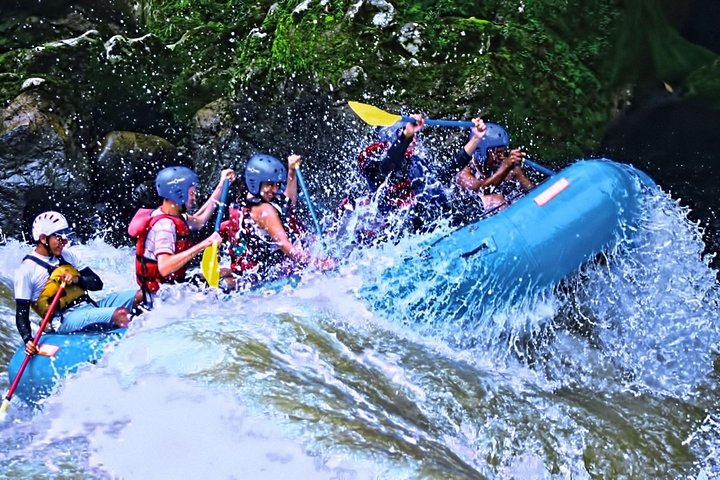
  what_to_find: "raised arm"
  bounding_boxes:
[442,117,486,183]
[284,154,301,205]
[379,114,425,176]
[187,168,235,230]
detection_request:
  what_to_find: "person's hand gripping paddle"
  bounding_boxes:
[0,281,67,420]
[201,179,231,288]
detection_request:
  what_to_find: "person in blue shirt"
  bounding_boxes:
[353,114,503,235]
[356,114,465,233]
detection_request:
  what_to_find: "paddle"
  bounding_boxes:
[295,167,323,238]
[348,100,556,177]
[0,281,66,420]
[349,101,474,128]
[201,178,231,288]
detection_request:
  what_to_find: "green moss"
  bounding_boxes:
[215,0,622,161]
[6,0,712,166]
[0,49,30,106]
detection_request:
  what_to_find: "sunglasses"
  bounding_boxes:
[51,228,74,241]
[489,147,508,157]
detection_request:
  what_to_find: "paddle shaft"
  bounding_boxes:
[214,179,232,232]
[201,178,232,289]
[295,167,323,237]
[404,116,556,176]
[350,102,556,176]
[1,282,66,411]
[522,159,555,176]
[402,116,474,128]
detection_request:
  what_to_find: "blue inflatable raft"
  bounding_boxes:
[7,158,655,404]
[6,328,127,405]
[361,158,656,326]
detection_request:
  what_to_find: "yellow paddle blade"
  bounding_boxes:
[348,101,403,127]
[0,398,10,421]
[201,242,220,288]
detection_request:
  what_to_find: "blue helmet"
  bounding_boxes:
[377,121,406,144]
[244,154,286,196]
[155,166,199,206]
[376,120,425,158]
[473,122,510,162]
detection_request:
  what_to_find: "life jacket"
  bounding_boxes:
[23,255,95,317]
[220,196,305,281]
[128,208,193,295]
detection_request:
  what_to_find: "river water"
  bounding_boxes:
[0,181,718,479]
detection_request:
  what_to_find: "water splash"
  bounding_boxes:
[0,179,718,478]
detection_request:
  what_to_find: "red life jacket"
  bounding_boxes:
[220,205,256,274]
[128,208,193,294]
[358,141,416,212]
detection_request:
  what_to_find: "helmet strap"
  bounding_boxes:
[38,237,53,258]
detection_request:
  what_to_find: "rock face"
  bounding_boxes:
[0,88,179,244]
[93,131,182,242]
[186,87,360,222]
[0,90,93,240]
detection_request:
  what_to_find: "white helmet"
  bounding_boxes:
[32,211,73,241]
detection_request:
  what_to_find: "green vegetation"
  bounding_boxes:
[2,0,718,162]
[134,0,626,160]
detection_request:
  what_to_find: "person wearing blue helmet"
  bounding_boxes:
[220,153,333,287]
[357,114,429,217]
[220,153,334,288]
[355,113,457,234]
[348,113,505,237]
[456,121,535,200]
[129,165,235,303]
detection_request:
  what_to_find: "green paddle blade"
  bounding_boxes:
[201,241,220,288]
[348,101,403,126]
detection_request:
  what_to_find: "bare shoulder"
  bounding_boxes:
[251,203,280,221]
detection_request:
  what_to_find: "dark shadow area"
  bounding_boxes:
[598,92,720,277]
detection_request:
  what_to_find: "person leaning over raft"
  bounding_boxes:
[338,114,504,238]
[129,165,236,304]
[219,153,334,288]
[451,117,511,212]
[456,121,535,201]
[14,211,143,356]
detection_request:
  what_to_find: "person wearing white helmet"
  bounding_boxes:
[13,211,142,356]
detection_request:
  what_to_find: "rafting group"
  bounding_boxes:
[2,111,550,413]
[3,101,662,413]
[10,114,540,353]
